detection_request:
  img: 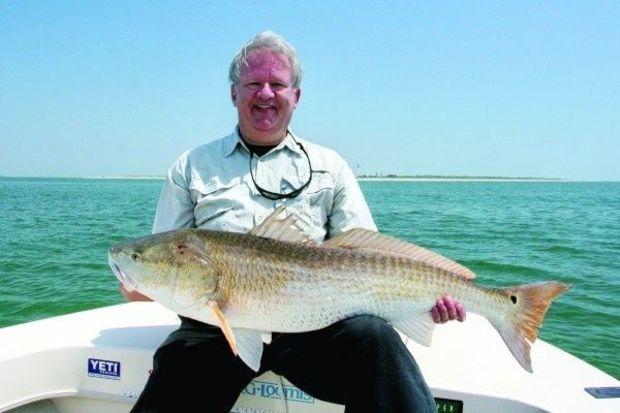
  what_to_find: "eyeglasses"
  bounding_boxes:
[249,138,313,200]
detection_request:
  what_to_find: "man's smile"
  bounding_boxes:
[254,104,276,110]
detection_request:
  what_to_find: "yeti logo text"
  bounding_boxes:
[88,358,121,380]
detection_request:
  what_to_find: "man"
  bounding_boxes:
[122,31,465,413]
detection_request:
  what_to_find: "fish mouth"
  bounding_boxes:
[108,255,136,292]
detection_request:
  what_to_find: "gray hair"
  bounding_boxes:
[229,31,302,88]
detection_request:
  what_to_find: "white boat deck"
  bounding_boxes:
[0,302,618,413]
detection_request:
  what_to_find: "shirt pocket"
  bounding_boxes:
[288,171,335,229]
[189,177,246,229]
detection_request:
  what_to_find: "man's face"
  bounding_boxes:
[231,49,301,145]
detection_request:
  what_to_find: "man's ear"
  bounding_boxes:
[293,88,301,106]
[231,85,237,107]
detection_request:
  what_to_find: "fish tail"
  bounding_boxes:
[488,281,570,372]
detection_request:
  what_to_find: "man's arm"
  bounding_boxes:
[121,153,195,302]
[152,152,196,233]
[327,156,377,236]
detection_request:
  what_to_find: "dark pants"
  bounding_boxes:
[130,315,437,413]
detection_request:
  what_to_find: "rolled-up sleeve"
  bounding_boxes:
[328,157,377,237]
[152,152,196,234]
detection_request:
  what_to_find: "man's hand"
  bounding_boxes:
[430,295,466,323]
[119,283,152,302]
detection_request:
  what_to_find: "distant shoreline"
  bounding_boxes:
[98,175,562,182]
[357,174,562,181]
[92,175,165,180]
[1,175,617,182]
[0,175,166,180]
[358,177,562,182]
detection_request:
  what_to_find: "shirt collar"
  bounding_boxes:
[223,127,303,157]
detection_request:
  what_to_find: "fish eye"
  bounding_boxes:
[131,253,141,261]
[510,295,517,304]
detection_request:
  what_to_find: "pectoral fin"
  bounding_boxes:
[391,313,435,347]
[206,300,266,371]
[208,300,238,355]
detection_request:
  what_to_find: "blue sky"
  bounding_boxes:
[1,1,618,180]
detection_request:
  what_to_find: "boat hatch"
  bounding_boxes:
[585,387,620,399]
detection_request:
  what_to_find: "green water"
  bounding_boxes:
[0,177,618,379]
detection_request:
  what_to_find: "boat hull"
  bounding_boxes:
[1,302,618,413]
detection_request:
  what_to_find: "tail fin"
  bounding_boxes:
[488,282,570,372]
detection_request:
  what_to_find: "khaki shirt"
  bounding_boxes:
[152,129,376,241]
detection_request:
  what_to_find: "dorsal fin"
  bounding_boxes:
[249,206,315,245]
[324,228,475,280]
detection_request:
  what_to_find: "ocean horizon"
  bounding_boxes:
[2,174,619,182]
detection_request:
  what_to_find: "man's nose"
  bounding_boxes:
[256,83,275,99]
